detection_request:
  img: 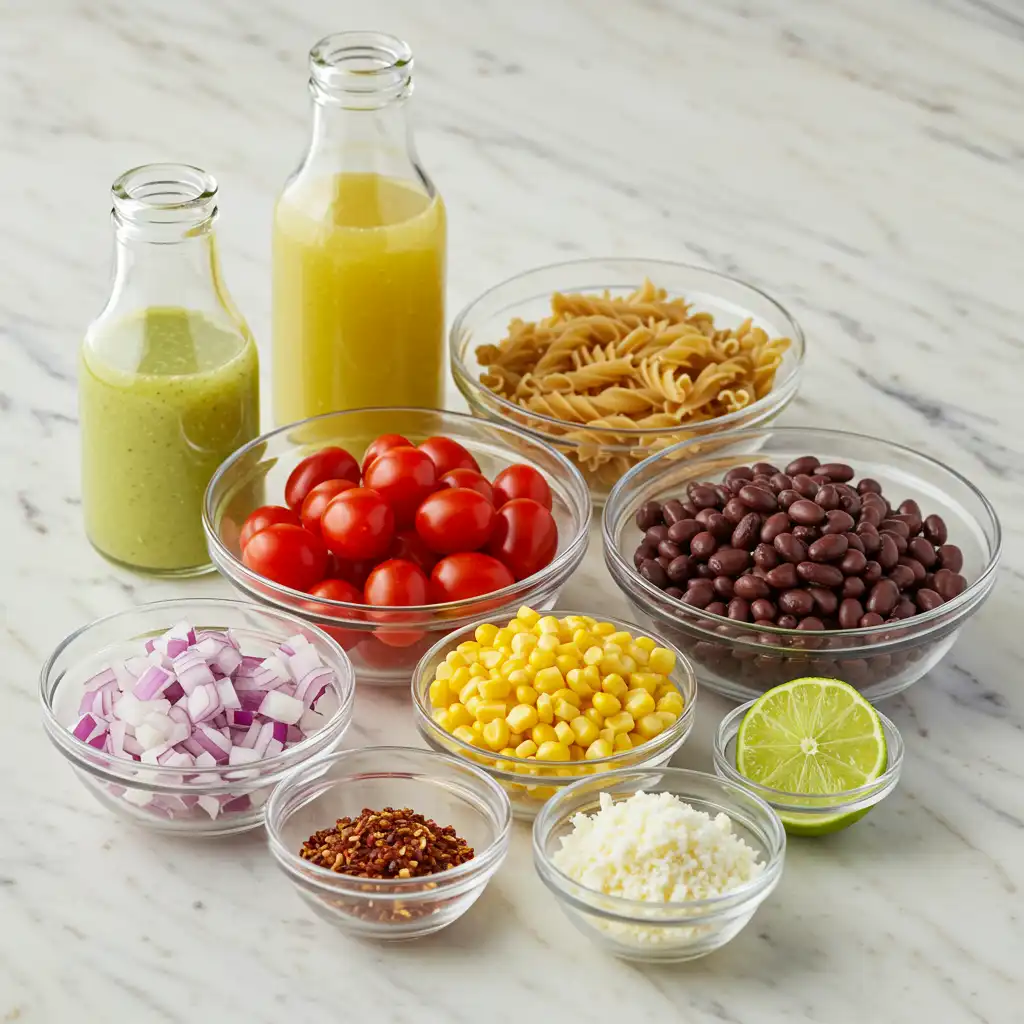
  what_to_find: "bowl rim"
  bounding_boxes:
[411,609,697,771]
[39,597,356,784]
[450,256,806,441]
[202,405,592,618]
[532,766,786,921]
[264,745,513,895]
[602,423,1003,640]
[712,699,905,813]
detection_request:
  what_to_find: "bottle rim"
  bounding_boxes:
[111,164,218,237]
[309,31,413,107]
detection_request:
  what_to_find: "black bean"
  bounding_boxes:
[657,556,673,570]
[704,512,733,541]
[788,498,825,526]
[723,467,754,490]
[866,579,899,616]
[889,563,916,591]
[684,579,715,608]
[752,462,779,477]
[796,562,844,587]
[778,589,814,617]
[708,548,750,576]
[857,478,883,494]
[751,598,777,621]
[633,543,656,569]
[661,499,687,525]
[722,498,749,525]
[765,562,799,589]
[777,488,801,510]
[656,539,680,561]
[907,536,937,568]
[791,524,820,543]
[838,598,864,629]
[818,462,855,482]
[785,456,820,476]
[681,502,699,517]
[645,525,669,546]
[712,575,735,599]
[733,574,770,600]
[696,563,714,578]
[640,560,668,588]
[924,515,948,546]
[880,518,910,540]
[937,545,963,573]
[774,533,807,564]
[753,543,779,570]
[687,483,720,509]
[777,614,799,629]
[842,575,866,599]
[859,505,884,528]
[769,473,793,493]
[797,617,825,631]
[877,534,899,569]
[688,531,717,559]
[667,555,694,583]
[862,560,883,584]
[844,531,865,554]
[894,598,917,619]
[897,499,923,535]
[859,612,884,627]
[635,501,663,531]
[916,588,944,612]
[822,509,855,535]
[808,534,848,562]
[791,474,819,498]
[898,555,926,583]
[933,569,966,600]
[856,522,881,554]
[884,530,909,555]
[761,512,792,544]
[731,513,762,550]
[667,519,703,547]
[695,507,718,526]
[706,601,727,617]
[727,597,751,621]
[737,484,778,513]
[808,586,839,616]
[815,484,841,511]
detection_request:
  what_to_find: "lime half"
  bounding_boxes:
[736,677,887,836]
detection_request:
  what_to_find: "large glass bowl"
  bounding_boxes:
[413,610,697,819]
[533,767,785,962]
[603,426,1001,702]
[451,257,805,506]
[204,408,591,686]
[39,599,355,837]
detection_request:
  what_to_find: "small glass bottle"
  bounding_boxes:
[80,164,260,576]
[272,31,446,426]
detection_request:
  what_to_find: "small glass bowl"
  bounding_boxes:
[603,425,1001,702]
[451,257,805,506]
[39,599,355,837]
[712,701,904,836]
[533,767,786,962]
[204,407,591,686]
[412,610,697,820]
[265,747,512,940]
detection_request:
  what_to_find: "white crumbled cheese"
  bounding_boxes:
[553,791,764,904]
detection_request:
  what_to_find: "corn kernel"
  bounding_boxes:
[483,718,510,751]
[554,721,574,746]
[572,629,597,650]
[508,732,524,747]
[550,688,581,709]
[581,665,601,689]
[585,738,613,759]
[432,709,452,730]
[627,643,650,666]
[506,703,538,734]
[584,707,604,728]
[529,784,558,798]
[495,759,516,773]
[533,666,564,694]
[555,654,580,675]
[591,692,621,717]
[601,674,628,698]
[613,732,633,752]
[476,701,507,723]
[629,671,662,694]
[535,741,570,762]
[583,646,603,666]
[563,615,589,632]
[511,632,538,655]
[566,672,593,699]
[457,678,478,705]
[446,702,473,729]
[514,684,539,705]
[428,679,450,708]
[469,662,489,679]
[593,621,615,636]
[517,606,541,627]
[508,619,526,634]
[605,711,636,735]
[499,746,517,756]
[536,693,554,724]
[648,647,677,675]
[635,713,667,739]
[627,731,646,748]
[480,649,504,670]
[507,669,532,688]
[464,695,481,715]
[446,651,468,669]
[656,691,684,715]
[471,719,484,736]
[599,655,626,677]
[607,631,633,647]
[529,649,556,670]
[475,622,499,646]
[656,711,679,729]
[493,627,514,648]
[570,715,600,747]
[599,727,616,745]
[531,723,558,745]
[537,615,561,634]
[479,678,511,700]
[624,689,656,718]
[537,633,561,653]
[452,725,476,745]
[634,636,656,652]
[568,744,586,761]
[457,639,481,656]
[553,699,577,722]
[515,739,538,758]
[435,662,454,680]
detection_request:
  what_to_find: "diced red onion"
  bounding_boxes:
[226,709,254,728]
[215,678,240,710]
[259,690,304,725]
[252,721,275,756]
[163,681,185,704]
[132,665,174,701]
[72,713,100,741]
[194,751,217,768]
[84,667,117,693]
[87,729,108,750]
[228,745,261,766]
[214,646,243,677]
[124,656,149,678]
[172,650,216,694]
[265,739,284,757]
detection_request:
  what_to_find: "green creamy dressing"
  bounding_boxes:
[80,307,259,573]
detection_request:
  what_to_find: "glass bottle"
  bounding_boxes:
[272,31,446,426]
[80,163,260,576]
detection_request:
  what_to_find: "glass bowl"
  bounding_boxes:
[412,610,697,820]
[265,747,512,940]
[203,407,591,685]
[713,700,904,836]
[39,598,355,836]
[451,257,805,506]
[532,767,785,962]
[603,425,1001,702]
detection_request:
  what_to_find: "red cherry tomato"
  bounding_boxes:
[492,464,553,510]
[417,436,480,477]
[241,523,328,591]
[486,498,558,581]
[239,505,301,550]
[320,488,395,561]
[362,446,438,526]
[330,556,378,588]
[304,578,365,650]
[429,552,516,603]
[300,479,357,535]
[415,488,496,555]
[365,559,430,647]
[361,433,412,477]
[285,447,360,510]
[439,469,494,504]
[391,529,439,573]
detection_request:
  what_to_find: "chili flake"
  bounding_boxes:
[299,806,475,879]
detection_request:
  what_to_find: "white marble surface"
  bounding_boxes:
[2,0,1022,1020]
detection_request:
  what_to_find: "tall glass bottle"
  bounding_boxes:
[272,31,446,425]
[80,164,260,576]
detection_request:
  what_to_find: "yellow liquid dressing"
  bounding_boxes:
[272,173,446,424]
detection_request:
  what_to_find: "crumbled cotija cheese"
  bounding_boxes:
[552,791,763,902]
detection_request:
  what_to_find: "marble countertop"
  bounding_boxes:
[2,0,1022,1020]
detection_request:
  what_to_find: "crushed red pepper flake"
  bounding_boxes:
[300,806,475,879]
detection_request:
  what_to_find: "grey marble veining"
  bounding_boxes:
[1,0,1022,1021]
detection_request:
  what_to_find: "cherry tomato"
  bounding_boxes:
[417,436,480,477]
[330,556,378,588]
[492,464,553,510]
[304,578,365,650]
[415,488,496,555]
[363,446,438,525]
[429,552,515,603]
[239,505,301,550]
[365,559,430,647]
[242,523,328,591]
[359,632,433,668]
[391,529,439,573]
[300,479,357,535]
[361,433,412,477]
[439,468,494,504]
[285,447,360,510]
[320,488,395,561]
[486,498,558,581]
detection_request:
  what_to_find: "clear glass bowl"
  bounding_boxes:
[265,747,512,940]
[532,767,786,962]
[39,598,355,837]
[603,426,1001,702]
[451,257,805,506]
[203,407,591,686]
[412,610,697,820]
[713,700,904,836]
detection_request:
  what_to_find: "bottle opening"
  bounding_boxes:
[112,164,218,237]
[310,31,413,107]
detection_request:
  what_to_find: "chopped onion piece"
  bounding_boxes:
[259,690,304,725]
[84,667,118,693]
[194,751,217,768]
[135,722,168,751]
[132,665,174,701]
[215,678,240,710]
[228,745,262,766]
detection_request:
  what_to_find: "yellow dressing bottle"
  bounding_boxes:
[272,32,446,425]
